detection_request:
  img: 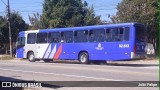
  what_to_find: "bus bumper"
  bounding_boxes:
[131,52,146,59]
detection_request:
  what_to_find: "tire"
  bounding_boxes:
[28,52,35,62]
[79,52,89,64]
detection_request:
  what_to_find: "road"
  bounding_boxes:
[0,59,158,90]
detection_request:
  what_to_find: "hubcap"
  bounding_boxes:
[29,54,34,61]
[80,54,86,63]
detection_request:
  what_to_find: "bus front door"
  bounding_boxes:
[16,36,25,58]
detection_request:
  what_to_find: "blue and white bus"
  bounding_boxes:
[16,22,146,64]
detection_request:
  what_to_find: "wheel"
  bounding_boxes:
[79,52,89,64]
[28,52,35,62]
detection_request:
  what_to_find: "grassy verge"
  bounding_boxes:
[145,55,159,60]
[0,55,15,60]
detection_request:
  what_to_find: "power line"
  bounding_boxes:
[12,5,42,9]
[1,0,7,6]
[10,2,43,5]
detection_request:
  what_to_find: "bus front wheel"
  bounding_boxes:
[28,52,35,62]
[79,52,89,64]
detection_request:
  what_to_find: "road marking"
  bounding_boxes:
[0,68,124,81]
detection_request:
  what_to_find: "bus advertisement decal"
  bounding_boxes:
[95,43,104,50]
[54,44,62,60]
[48,44,57,59]
[43,44,51,59]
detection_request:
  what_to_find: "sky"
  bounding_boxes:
[0,0,122,25]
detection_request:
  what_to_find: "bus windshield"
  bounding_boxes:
[16,37,25,48]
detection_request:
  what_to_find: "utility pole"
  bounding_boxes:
[7,0,12,56]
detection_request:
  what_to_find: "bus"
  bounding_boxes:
[16,22,146,64]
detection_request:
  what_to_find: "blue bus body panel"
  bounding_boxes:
[56,42,133,61]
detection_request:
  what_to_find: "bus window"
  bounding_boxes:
[106,29,112,42]
[48,32,60,43]
[89,30,94,42]
[89,29,105,42]
[61,31,73,43]
[27,33,36,44]
[74,30,88,42]
[107,28,128,42]
[111,28,119,41]
[118,28,124,41]
[106,28,117,42]
[61,32,65,43]
[124,27,130,41]
[37,33,48,43]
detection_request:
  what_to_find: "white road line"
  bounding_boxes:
[0,68,123,81]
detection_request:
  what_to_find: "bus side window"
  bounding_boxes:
[65,31,73,43]
[74,31,78,42]
[112,28,119,41]
[89,30,95,42]
[61,32,65,43]
[27,33,36,44]
[48,33,51,43]
[61,31,73,43]
[49,32,60,43]
[84,30,88,42]
[37,33,47,43]
[74,30,88,43]
[124,27,130,41]
[108,28,125,42]
[118,28,124,41]
[106,29,111,42]
[97,29,105,42]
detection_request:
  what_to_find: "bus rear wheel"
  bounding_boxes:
[28,52,35,62]
[79,52,89,64]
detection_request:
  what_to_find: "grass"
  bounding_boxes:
[145,55,159,60]
[0,55,15,60]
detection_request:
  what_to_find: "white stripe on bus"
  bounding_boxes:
[44,44,51,59]
[48,44,57,59]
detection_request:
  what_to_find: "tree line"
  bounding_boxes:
[0,0,158,54]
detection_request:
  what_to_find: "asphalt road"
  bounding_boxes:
[0,59,158,90]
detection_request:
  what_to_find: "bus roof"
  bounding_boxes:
[19,22,144,34]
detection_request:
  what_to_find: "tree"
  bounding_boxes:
[0,11,28,50]
[0,16,8,44]
[10,12,28,42]
[41,0,101,28]
[83,5,101,26]
[111,0,158,54]
[29,13,42,29]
